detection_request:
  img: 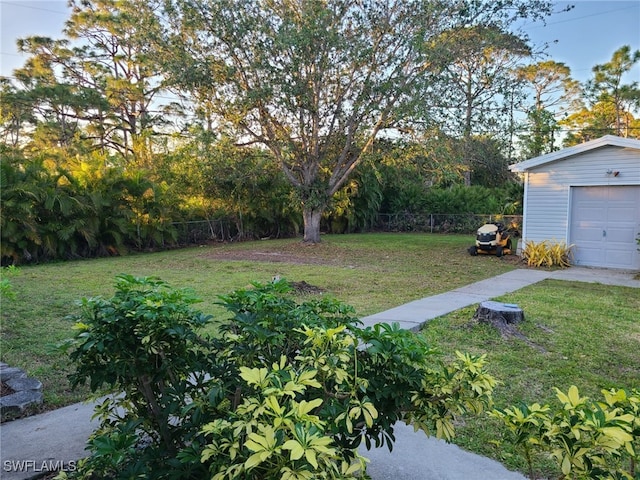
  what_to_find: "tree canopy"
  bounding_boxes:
[2,0,638,257]
[562,46,640,145]
[157,0,555,242]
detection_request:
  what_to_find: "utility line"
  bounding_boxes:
[0,1,68,16]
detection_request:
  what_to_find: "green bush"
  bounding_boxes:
[58,274,215,478]
[0,265,19,300]
[379,183,524,217]
[58,276,496,479]
[1,151,179,264]
[492,386,640,479]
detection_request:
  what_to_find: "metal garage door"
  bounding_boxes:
[569,186,640,269]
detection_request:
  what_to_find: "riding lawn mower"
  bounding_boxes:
[468,222,513,257]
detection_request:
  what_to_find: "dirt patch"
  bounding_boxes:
[206,250,335,265]
[290,280,325,294]
[202,241,355,267]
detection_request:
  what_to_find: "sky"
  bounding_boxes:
[0,0,639,86]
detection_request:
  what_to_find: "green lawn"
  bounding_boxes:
[1,233,638,478]
[421,279,640,477]
[1,233,515,408]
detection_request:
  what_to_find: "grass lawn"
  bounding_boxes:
[1,233,515,409]
[1,232,638,478]
[421,279,640,478]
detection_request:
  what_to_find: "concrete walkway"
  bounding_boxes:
[1,267,638,480]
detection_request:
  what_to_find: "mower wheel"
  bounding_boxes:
[468,246,478,256]
[495,246,504,257]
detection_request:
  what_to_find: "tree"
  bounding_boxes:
[0,79,37,147]
[158,0,555,243]
[589,45,640,137]
[561,46,640,145]
[436,26,531,138]
[561,100,639,145]
[516,60,579,157]
[11,0,171,166]
[428,25,531,184]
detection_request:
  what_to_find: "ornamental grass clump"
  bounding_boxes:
[522,240,573,268]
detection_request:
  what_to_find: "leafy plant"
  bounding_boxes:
[0,265,19,300]
[522,240,573,268]
[200,357,368,480]
[490,402,550,478]
[492,386,639,479]
[58,274,215,478]
[59,276,497,479]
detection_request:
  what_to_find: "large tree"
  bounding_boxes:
[590,45,640,137]
[435,26,531,138]
[431,25,531,184]
[516,60,579,157]
[562,46,640,145]
[8,0,172,166]
[158,0,554,243]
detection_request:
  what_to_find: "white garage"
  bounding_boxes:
[510,135,640,270]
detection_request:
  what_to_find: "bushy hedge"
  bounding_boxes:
[57,276,640,480]
[57,276,496,479]
[1,151,179,265]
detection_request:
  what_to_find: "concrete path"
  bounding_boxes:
[361,269,554,331]
[1,266,638,480]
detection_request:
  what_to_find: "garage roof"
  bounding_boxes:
[509,135,640,173]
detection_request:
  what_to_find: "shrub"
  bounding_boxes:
[522,240,573,268]
[58,276,496,479]
[58,274,215,478]
[0,265,19,300]
[492,386,640,479]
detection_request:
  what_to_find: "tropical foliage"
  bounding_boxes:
[522,240,574,268]
[492,386,640,480]
[57,276,496,479]
[1,1,638,260]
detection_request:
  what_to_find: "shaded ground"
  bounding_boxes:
[202,239,529,268]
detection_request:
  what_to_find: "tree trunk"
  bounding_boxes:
[302,207,323,243]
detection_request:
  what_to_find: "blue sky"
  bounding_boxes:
[1,0,639,86]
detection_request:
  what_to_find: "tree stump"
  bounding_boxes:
[473,301,524,325]
[471,302,545,352]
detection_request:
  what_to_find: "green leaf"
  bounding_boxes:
[240,366,269,388]
[283,439,305,461]
[304,448,318,469]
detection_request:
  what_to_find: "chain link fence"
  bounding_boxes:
[171,219,237,244]
[172,213,523,245]
[374,213,522,235]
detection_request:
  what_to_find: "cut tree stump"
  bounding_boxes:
[471,302,546,352]
[473,301,524,325]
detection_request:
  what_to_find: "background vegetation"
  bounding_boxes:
[2,1,639,262]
